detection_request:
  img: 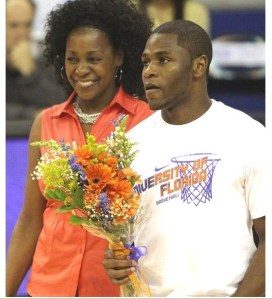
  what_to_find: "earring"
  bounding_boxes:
[115,66,123,85]
[60,66,66,80]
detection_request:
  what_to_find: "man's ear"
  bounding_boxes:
[192,55,208,78]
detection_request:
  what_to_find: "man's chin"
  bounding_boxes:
[147,100,161,111]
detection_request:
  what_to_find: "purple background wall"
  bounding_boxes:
[6,138,30,296]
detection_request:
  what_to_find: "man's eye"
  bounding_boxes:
[142,60,149,67]
[9,22,19,29]
[160,57,169,64]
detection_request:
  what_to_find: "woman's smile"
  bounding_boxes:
[75,79,98,89]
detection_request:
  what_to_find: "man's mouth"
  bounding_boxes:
[144,83,161,93]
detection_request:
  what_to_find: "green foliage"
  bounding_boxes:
[69,215,86,225]
[71,188,84,208]
[56,205,74,213]
[31,140,62,150]
[45,188,66,201]
[106,114,138,168]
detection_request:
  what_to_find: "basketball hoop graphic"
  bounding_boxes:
[171,153,221,206]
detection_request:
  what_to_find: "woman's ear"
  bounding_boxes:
[192,55,208,78]
[116,48,125,67]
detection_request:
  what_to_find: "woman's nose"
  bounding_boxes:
[75,62,89,75]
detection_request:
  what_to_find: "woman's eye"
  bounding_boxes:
[66,57,78,63]
[88,57,102,63]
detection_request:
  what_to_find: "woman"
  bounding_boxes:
[6,0,153,296]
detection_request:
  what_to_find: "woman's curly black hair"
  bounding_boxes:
[43,0,153,98]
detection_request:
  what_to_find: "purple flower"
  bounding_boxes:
[98,193,112,222]
[68,156,88,186]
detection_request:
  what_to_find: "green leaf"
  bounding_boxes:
[69,215,86,225]
[56,205,73,213]
[45,189,57,199]
[55,188,67,201]
[72,188,84,208]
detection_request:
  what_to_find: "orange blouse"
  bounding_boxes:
[27,87,153,297]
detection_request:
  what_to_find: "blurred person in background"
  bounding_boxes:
[6,0,67,122]
[6,0,153,296]
[132,0,210,33]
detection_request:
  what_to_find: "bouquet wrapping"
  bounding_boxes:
[31,114,151,297]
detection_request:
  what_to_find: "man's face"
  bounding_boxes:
[6,0,34,52]
[141,33,193,111]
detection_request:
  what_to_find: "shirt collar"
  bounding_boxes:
[50,86,140,118]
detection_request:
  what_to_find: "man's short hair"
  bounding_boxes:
[153,20,212,70]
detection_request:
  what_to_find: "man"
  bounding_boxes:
[6,0,67,122]
[103,20,266,297]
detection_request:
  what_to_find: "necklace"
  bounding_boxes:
[74,97,101,125]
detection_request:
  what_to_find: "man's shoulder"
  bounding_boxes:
[212,99,264,128]
[210,101,266,148]
[129,111,160,133]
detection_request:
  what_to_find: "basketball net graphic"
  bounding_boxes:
[172,153,221,206]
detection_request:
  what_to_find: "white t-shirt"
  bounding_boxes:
[128,100,268,297]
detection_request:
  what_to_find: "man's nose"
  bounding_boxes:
[143,62,158,78]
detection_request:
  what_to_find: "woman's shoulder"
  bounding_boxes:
[42,101,66,117]
[42,94,74,119]
[128,96,154,119]
[117,87,153,116]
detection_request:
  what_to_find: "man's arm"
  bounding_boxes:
[103,249,136,286]
[232,216,265,297]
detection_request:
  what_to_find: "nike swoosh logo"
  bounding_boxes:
[155,165,169,172]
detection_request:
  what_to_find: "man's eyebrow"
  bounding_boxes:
[142,50,171,57]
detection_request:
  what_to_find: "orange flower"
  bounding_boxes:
[110,196,139,225]
[85,163,115,194]
[84,192,97,205]
[121,168,138,177]
[119,167,140,182]
[113,216,127,225]
[107,178,132,200]
[127,195,140,216]
[106,156,117,168]
[97,152,107,162]
[74,145,93,167]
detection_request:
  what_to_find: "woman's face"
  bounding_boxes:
[65,27,123,104]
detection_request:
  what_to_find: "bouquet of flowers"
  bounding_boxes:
[31,114,151,297]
